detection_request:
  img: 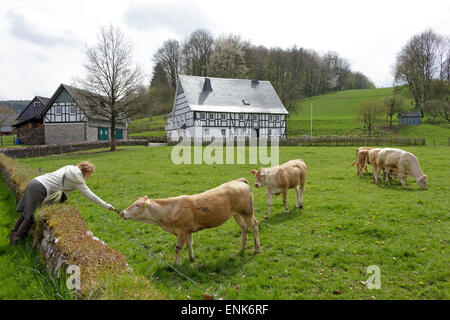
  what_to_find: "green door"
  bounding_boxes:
[115,129,123,140]
[98,127,109,141]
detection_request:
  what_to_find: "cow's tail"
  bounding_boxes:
[350,160,357,167]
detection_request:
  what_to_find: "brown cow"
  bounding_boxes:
[121,178,260,265]
[366,148,383,184]
[251,159,307,219]
[350,147,372,177]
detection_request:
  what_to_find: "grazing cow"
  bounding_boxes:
[350,147,372,177]
[251,159,307,219]
[121,178,260,265]
[376,148,427,189]
[366,148,383,184]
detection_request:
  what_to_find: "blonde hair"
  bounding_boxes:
[77,161,95,175]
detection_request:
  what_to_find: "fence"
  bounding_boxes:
[0,139,148,158]
[167,136,426,147]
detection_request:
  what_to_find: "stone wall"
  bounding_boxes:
[45,123,86,145]
[0,140,148,158]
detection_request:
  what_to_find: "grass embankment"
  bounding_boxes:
[0,175,75,299]
[19,145,450,299]
[129,115,166,138]
[0,153,162,300]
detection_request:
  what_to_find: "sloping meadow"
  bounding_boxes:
[0,153,162,299]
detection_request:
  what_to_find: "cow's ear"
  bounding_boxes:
[143,196,149,200]
[250,169,256,175]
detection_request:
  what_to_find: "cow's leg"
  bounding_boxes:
[234,215,248,251]
[174,233,188,266]
[242,216,260,254]
[265,191,273,219]
[295,185,300,208]
[282,190,289,213]
[358,161,363,177]
[186,233,195,262]
[373,165,379,184]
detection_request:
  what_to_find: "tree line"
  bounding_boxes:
[147,29,375,116]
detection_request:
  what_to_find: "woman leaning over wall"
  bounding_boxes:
[10,161,115,246]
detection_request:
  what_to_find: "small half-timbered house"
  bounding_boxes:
[39,84,128,144]
[165,75,288,141]
[13,96,49,145]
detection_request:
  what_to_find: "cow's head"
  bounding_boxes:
[250,168,267,188]
[121,196,151,221]
[417,175,427,189]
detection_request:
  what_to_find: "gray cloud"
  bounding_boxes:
[123,3,212,36]
[7,11,76,47]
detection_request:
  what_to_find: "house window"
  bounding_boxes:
[221,113,226,120]
[252,114,258,120]
[209,113,214,119]
[200,113,206,120]
[34,102,40,107]
[268,128,272,136]
[275,115,280,121]
[269,115,273,121]
[221,129,226,136]
[70,105,77,114]
[55,106,62,115]
[239,114,244,120]
[204,128,209,136]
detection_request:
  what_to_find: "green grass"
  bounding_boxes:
[17,145,450,300]
[129,115,166,135]
[0,175,76,300]
[0,134,17,148]
[129,131,167,138]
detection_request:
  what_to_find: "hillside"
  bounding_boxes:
[0,100,29,113]
[128,88,450,145]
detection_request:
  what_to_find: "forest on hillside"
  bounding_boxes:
[144,29,375,116]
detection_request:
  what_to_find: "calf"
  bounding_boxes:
[121,178,260,265]
[366,148,383,184]
[251,159,307,219]
[350,147,372,177]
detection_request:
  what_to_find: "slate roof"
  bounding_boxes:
[13,96,49,126]
[39,84,124,122]
[398,112,422,117]
[178,75,288,114]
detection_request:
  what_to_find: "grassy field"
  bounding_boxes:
[0,175,75,300]
[17,145,449,300]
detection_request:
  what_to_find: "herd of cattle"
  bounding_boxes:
[121,147,426,265]
[351,147,427,189]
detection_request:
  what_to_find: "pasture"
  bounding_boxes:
[16,145,449,299]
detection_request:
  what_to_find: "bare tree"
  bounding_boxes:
[0,105,16,146]
[394,29,446,115]
[181,29,214,76]
[357,101,384,135]
[78,25,143,151]
[382,92,405,126]
[153,39,181,88]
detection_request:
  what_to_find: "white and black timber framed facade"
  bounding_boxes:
[39,84,128,145]
[166,75,289,141]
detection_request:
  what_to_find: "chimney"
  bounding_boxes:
[202,78,212,92]
[251,78,259,88]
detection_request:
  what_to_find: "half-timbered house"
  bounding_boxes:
[165,75,288,141]
[39,84,128,144]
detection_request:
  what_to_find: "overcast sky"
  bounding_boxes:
[0,0,449,100]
